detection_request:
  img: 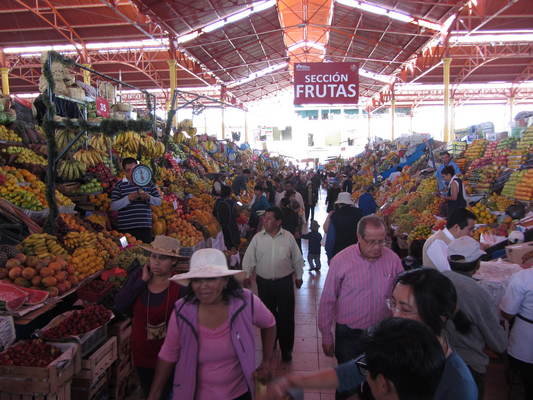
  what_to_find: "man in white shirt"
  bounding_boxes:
[422,208,476,271]
[275,180,305,211]
[500,268,533,400]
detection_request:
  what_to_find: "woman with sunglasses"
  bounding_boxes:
[114,235,185,398]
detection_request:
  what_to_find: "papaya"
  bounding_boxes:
[42,277,58,287]
[22,267,37,280]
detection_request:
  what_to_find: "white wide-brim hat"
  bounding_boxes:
[170,248,244,286]
[335,192,354,205]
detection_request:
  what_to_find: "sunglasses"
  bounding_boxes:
[355,354,369,378]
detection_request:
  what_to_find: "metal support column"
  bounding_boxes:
[168,60,177,128]
[450,99,455,137]
[391,98,396,141]
[220,85,226,140]
[244,111,249,143]
[509,96,515,129]
[82,64,91,85]
[367,112,371,140]
[1,67,10,95]
[443,57,452,143]
[409,110,414,134]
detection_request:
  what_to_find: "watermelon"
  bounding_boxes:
[0,283,28,311]
[0,282,49,305]
[20,287,49,305]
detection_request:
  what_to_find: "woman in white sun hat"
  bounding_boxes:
[148,248,277,400]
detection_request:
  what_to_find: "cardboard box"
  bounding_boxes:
[505,241,533,264]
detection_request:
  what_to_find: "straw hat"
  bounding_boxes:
[170,248,245,286]
[139,235,185,258]
[335,192,354,205]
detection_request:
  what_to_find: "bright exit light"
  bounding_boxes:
[359,68,395,84]
[287,41,326,52]
[4,39,169,54]
[178,0,276,43]
[228,62,288,88]
[450,32,533,44]
[336,0,441,31]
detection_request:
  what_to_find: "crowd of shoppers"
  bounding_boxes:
[111,165,530,400]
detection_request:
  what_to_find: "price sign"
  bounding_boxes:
[96,96,110,118]
[119,236,129,248]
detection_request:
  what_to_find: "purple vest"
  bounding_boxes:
[171,289,257,399]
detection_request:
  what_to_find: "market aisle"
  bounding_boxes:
[259,189,508,400]
[254,189,336,399]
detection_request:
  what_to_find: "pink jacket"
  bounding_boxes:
[171,289,257,399]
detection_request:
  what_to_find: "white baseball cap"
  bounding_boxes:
[335,192,354,205]
[448,236,486,263]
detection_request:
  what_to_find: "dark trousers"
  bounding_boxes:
[256,274,295,356]
[310,204,316,221]
[335,324,365,400]
[136,366,172,399]
[508,355,533,400]
[468,367,485,400]
[123,227,153,244]
[234,392,252,400]
[308,253,321,270]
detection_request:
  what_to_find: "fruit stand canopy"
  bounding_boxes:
[1,0,533,108]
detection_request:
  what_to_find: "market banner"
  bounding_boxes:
[293,62,359,105]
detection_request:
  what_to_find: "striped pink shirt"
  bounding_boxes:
[318,244,403,345]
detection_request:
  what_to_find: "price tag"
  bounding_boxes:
[119,236,129,248]
[96,96,110,118]
[173,200,178,210]
[0,316,15,351]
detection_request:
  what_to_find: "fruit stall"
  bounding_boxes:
[0,52,280,400]
[348,123,533,255]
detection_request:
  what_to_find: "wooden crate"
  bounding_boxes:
[0,343,80,396]
[0,381,71,400]
[109,357,133,385]
[75,337,117,382]
[108,319,131,361]
[71,373,107,400]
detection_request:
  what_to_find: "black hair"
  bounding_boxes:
[265,206,283,221]
[396,166,403,172]
[440,151,451,157]
[254,184,263,192]
[122,157,138,169]
[280,197,290,208]
[184,276,243,303]
[363,318,445,400]
[441,165,455,177]
[449,255,480,274]
[220,185,231,198]
[409,239,425,260]
[394,268,471,336]
[446,208,476,230]
[243,169,251,174]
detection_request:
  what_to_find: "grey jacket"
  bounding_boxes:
[444,271,507,373]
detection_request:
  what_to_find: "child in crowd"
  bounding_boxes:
[302,220,323,271]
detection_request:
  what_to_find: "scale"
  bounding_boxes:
[131,164,153,187]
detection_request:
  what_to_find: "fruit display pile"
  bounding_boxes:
[0,125,22,142]
[0,339,61,367]
[408,225,432,241]
[0,166,73,210]
[70,247,106,279]
[41,304,112,339]
[1,146,47,165]
[468,202,496,225]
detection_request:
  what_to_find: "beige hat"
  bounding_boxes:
[335,192,354,205]
[448,236,486,263]
[139,235,186,258]
[170,248,244,286]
